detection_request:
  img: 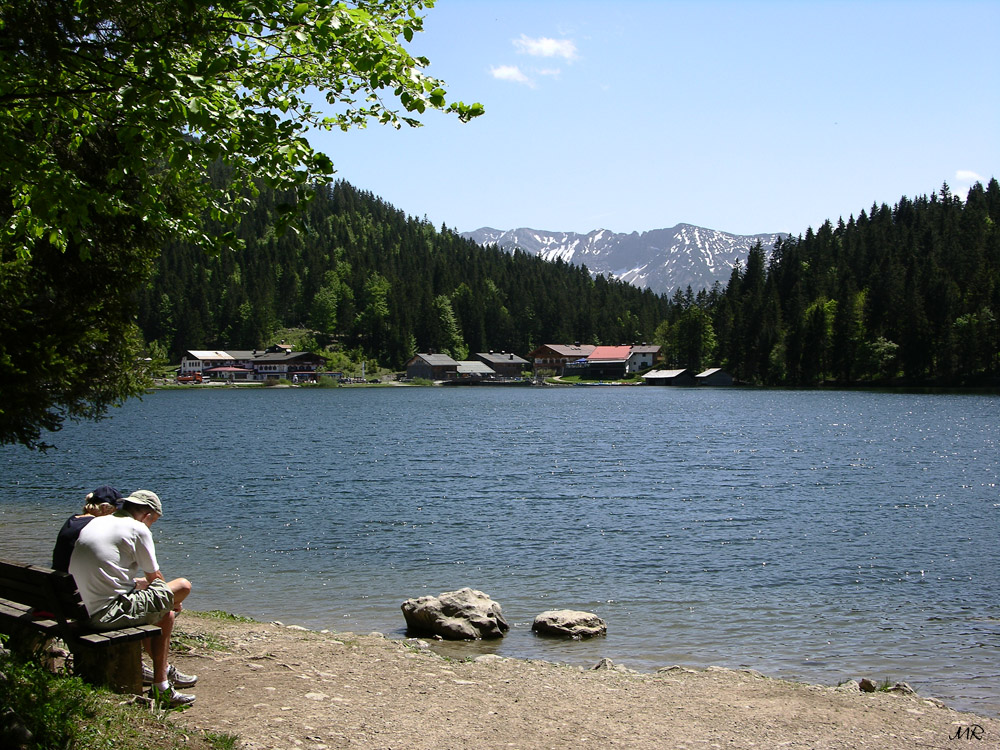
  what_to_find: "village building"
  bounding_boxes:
[527,344,597,375]
[642,368,697,386]
[246,350,324,382]
[474,351,529,379]
[696,368,734,386]
[178,346,323,382]
[180,350,234,376]
[585,345,632,379]
[627,344,662,373]
[456,361,496,380]
[405,353,459,380]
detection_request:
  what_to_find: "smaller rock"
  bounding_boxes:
[858,678,878,693]
[532,610,607,639]
[837,680,861,693]
[888,681,916,695]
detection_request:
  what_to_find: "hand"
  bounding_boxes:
[133,578,150,591]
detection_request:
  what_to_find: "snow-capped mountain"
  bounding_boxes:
[461,224,787,295]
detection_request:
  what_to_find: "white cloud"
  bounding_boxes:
[954,170,987,200]
[513,34,578,61]
[955,169,985,183]
[491,65,533,87]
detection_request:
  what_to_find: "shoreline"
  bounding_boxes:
[169,611,999,749]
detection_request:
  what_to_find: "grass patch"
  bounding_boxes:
[198,609,256,623]
[172,610,254,652]
[204,731,241,750]
[0,650,224,749]
[171,630,227,653]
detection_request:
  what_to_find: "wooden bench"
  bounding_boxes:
[0,558,161,693]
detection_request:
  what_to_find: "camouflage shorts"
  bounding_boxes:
[90,579,174,630]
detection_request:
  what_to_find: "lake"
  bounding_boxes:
[1,385,998,715]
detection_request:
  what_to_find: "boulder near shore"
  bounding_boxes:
[532,609,608,639]
[400,587,510,640]
[170,612,998,750]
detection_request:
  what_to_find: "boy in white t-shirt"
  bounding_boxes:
[69,490,197,706]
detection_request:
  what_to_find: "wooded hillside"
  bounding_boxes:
[709,180,1000,385]
[137,179,669,368]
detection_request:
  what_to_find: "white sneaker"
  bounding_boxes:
[143,663,198,688]
[150,683,196,707]
[167,664,198,688]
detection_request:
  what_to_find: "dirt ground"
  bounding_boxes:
[168,612,998,750]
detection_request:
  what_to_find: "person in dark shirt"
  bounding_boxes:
[51,485,122,572]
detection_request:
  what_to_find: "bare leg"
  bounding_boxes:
[151,610,175,684]
[151,577,192,684]
[168,577,192,611]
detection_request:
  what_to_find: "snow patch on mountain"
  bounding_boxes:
[462,224,786,295]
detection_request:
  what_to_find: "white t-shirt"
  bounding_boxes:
[68,513,160,616]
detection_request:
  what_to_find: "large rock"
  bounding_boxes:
[401,588,509,640]
[531,609,607,639]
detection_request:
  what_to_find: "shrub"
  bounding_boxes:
[0,649,222,749]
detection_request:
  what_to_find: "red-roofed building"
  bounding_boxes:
[586,345,631,379]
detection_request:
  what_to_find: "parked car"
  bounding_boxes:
[176,373,203,383]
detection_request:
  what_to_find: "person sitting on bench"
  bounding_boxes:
[68,490,197,706]
[51,485,122,573]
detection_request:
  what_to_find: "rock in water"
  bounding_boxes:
[401,588,509,640]
[532,610,607,639]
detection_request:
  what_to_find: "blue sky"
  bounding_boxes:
[309,0,999,237]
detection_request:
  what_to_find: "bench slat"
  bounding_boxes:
[0,598,32,617]
[0,560,90,623]
[0,613,61,635]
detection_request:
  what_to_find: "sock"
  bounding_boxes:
[156,680,170,691]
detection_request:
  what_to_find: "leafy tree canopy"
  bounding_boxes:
[0,0,482,448]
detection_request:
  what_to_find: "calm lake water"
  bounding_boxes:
[1,386,998,715]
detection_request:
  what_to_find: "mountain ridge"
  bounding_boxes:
[462,223,787,295]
